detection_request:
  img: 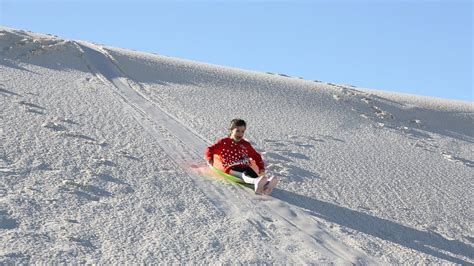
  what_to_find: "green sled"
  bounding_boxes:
[208,165,253,189]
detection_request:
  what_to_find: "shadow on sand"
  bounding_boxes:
[272,188,473,265]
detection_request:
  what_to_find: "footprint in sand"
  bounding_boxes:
[409,119,424,128]
[331,85,362,101]
[43,117,105,146]
[42,121,66,131]
[359,113,370,119]
[17,100,46,115]
[62,132,98,142]
[27,112,103,148]
[68,236,97,250]
[0,86,21,97]
[338,86,361,96]
[0,209,19,229]
[53,116,80,126]
[93,157,117,167]
[60,180,112,201]
[371,105,394,120]
[117,150,140,161]
[361,97,373,104]
[441,152,474,167]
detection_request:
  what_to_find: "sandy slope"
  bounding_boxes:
[1,27,473,264]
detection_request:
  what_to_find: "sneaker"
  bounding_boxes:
[263,176,278,195]
[254,176,267,194]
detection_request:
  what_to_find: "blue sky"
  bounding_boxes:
[1,0,472,101]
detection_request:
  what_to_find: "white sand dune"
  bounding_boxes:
[1,27,473,264]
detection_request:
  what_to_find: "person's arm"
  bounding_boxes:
[247,143,265,175]
[204,139,223,165]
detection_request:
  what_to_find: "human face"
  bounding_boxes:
[230,126,246,141]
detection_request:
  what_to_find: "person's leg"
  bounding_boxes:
[230,166,267,193]
[229,166,259,183]
[243,167,258,178]
[228,166,245,177]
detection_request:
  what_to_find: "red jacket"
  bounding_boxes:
[204,137,264,173]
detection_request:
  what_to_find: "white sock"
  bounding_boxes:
[242,173,259,184]
[229,170,259,184]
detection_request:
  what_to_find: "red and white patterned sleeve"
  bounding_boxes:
[204,138,224,161]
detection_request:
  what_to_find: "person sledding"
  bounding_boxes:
[204,119,277,194]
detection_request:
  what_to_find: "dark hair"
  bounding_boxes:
[229,119,246,131]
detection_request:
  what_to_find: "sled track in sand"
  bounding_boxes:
[75,41,376,264]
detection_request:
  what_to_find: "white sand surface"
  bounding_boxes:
[1,27,472,264]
